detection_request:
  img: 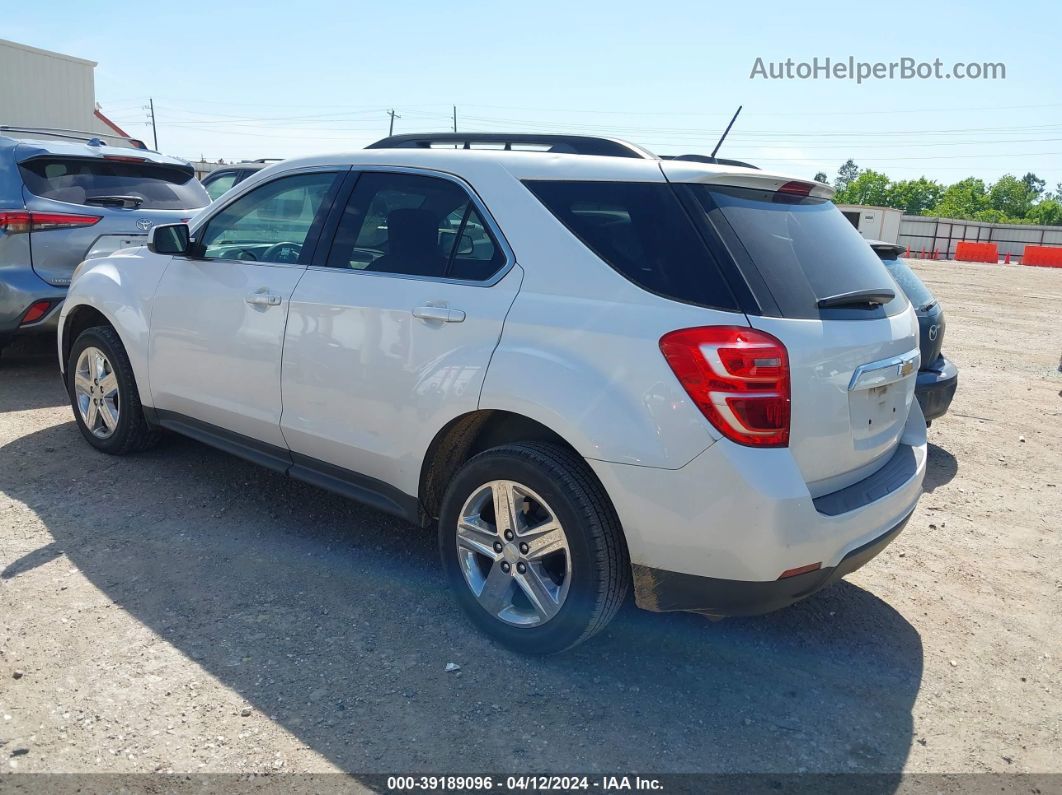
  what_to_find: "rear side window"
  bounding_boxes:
[691,186,906,319]
[524,181,739,311]
[19,157,208,210]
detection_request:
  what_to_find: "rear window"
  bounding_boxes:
[691,186,906,319]
[880,256,936,311]
[19,157,209,210]
[524,180,739,311]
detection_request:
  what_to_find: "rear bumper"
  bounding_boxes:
[631,510,911,617]
[915,356,958,421]
[588,402,926,614]
[0,264,66,339]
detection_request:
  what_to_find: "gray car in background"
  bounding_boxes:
[0,127,209,355]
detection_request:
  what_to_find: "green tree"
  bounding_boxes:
[988,175,1035,219]
[931,177,989,219]
[887,178,944,215]
[1021,172,1046,200]
[813,171,828,183]
[1027,199,1062,226]
[834,159,860,192]
[834,169,891,206]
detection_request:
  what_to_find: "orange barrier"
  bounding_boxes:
[955,242,998,263]
[1022,245,1062,268]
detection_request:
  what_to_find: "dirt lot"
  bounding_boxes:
[0,260,1060,780]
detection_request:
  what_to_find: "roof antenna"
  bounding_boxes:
[710,105,742,159]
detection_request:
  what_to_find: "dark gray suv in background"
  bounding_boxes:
[0,127,208,355]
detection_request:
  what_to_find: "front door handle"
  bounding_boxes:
[412,306,465,323]
[245,291,282,307]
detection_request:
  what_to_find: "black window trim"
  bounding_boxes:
[308,165,516,288]
[186,166,347,269]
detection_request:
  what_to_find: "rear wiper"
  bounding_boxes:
[84,195,144,209]
[817,288,895,309]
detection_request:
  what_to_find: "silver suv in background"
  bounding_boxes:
[0,127,209,355]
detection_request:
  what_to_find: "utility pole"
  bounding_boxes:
[387,108,401,136]
[452,105,457,133]
[145,98,158,150]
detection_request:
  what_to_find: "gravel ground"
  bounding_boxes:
[0,260,1059,780]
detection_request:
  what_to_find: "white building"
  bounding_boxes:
[0,38,141,147]
[836,204,903,244]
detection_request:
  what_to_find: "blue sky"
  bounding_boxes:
[8,0,1061,187]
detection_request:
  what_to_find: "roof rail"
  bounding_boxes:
[660,153,760,170]
[0,125,150,150]
[366,132,656,160]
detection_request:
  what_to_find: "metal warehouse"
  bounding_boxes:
[0,38,134,145]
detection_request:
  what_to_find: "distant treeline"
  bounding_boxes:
[814,160,1062,226]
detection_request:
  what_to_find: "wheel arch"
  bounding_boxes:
[419,409,588,523]
[60,303,113,372]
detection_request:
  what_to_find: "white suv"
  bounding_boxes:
[57,134,926,653]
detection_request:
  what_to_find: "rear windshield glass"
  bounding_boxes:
[524,180,739,311]
[691,186,906,319]
[879,257,936,311]
[19,157,209,210]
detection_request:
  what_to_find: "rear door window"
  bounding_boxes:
[324,171,505,281]
[524,180,739,311]
[689,185,906,319]
[19,156,209,210]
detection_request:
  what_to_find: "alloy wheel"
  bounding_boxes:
[456,480,572,627]
[73,346,120,439]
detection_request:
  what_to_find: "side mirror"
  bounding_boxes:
[148,223,191,255]
[456,232,475,257]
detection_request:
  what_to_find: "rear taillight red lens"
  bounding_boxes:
[777,180,813,196]
[21,300,52,325]
[659,326,791,447]
[0,211,102,234]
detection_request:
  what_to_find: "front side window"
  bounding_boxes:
[198,172,339,264]
[325,171,504,281]
[19,156,209,210]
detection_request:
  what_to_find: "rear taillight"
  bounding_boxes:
[659,326,791,448]
[777,180,813,196]
[0,211,102,234]
[21,300,53,325]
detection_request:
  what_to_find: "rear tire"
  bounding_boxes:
[66,325,160,455]
[438,442,629,654]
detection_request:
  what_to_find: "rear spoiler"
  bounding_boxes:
[868,241,905,259]
[1,125,150,150]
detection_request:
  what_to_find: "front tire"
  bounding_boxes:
[66,325,160,455]
[438,442,629,654]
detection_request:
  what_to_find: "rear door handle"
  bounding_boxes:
[412,306,465,323]
[245,291,282,306]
